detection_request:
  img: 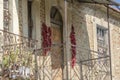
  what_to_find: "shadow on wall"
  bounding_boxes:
[73,3,120,65]
[71,4,92,66]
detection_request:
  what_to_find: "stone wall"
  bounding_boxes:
[0,0,3,30]
[37,1,120,80]
[70,2,120,80]
[2,0,120,80]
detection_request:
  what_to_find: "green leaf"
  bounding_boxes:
[3,56,9,67]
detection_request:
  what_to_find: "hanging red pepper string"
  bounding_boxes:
[42,23,52,55]
[42,23,47,55]
[70,25,76,68]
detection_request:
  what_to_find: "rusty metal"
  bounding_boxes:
[0,29,112,80]
[0,29,37,80]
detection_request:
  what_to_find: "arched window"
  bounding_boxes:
[50,6,63,43]
[50,6,63,27]
[50,6,64,71]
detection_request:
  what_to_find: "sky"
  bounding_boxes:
[114,0,120,9]
[115,0,120,3]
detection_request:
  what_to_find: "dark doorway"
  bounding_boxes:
[27,0,33,39]
[50,6,63,80]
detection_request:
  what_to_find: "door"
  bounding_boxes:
[50,6,63,80]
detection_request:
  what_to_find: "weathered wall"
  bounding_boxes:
[35,1,120,80]
[0,0,3,72]
[21,0,28,37]
[0,0,3,30]
[12,0,19,34]
[110,19,120,80]
[4,0,120,80]
[71,2,120,80]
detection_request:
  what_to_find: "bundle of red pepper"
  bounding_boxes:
[42,23,52,55]
[70,25,76,68]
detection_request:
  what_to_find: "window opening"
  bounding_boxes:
[3,0,9,31]
[97,25,108,56]
[28,0,33,39]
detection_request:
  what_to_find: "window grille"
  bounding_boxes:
[97,25,108,56]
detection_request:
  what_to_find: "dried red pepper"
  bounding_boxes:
[42,23,52,55]
[70,25,76,68]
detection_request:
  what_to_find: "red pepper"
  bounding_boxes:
[70,25,76,68]
[42,23,52,55]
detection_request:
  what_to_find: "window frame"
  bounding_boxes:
[96,24,108,56]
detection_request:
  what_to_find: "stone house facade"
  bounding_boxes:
[0,0,120,80]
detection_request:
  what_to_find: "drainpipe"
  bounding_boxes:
[64,0,69,80]
[107,5,113,80]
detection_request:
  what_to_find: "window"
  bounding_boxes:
[27,0,33,39]
[97,25,108,56]
[3,0,9,31]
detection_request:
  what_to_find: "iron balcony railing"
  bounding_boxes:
[34,44,111,80]
[0,29,37,80]
[0,29,111,80]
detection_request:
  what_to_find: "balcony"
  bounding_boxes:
[0,29,37,80]
[0,29,111,80]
